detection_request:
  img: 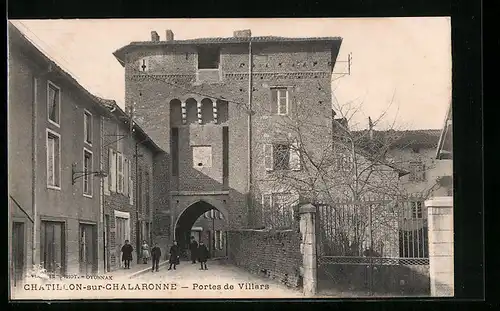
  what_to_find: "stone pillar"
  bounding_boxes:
[213,101,218,124]
[299,204,317,297]
[181,101,187,125]
[425,196,454,297]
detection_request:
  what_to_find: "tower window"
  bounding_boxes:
[198,46,220,69]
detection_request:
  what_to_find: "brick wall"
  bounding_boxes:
[122,38,339,239]
[227,228,303,289]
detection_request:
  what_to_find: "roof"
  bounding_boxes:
[436,102,453,159]
[353,129,441,150]
[113,35,343,66]
[8,22,164,154]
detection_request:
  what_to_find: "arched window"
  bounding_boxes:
[185,98,198,124]
[201,98,214,124]
[169,99,182,126]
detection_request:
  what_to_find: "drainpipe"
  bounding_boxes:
[32,76,38,267]
[247,40,253,227]
[100,116,105,273]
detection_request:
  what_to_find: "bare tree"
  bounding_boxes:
[254,91,429,256]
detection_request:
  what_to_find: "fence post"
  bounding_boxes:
[425,196,454,297]
[299,203,317,297]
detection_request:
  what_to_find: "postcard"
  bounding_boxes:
[8,17,453,300]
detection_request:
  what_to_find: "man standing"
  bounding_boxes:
[197,241,210,270]
[121,240,134,269]
[168,241,180,270]
[151,242,162,272]
[189,236,198,264]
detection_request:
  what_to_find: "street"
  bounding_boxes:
[11,260,304,300]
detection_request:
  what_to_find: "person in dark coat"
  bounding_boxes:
[189,236,198,264]
[121,240,134,269]
[151,242,162,272]
[197,241,210,270]
[168,241,180,270]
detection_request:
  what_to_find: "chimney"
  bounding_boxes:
[151,31,160,42]
[233,29,252,38]
[165,30,174,41]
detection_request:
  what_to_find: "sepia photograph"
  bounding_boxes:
[8,17,453,300]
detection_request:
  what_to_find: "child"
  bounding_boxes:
[141,240,150,264]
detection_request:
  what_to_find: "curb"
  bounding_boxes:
[127,261,169,279]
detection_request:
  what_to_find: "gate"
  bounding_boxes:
[315,196,430,297]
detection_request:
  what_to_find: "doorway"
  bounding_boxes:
[79,224,97,275]
[40,221,65,276]
[12,222,25,287]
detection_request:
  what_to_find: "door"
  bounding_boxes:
[115,217,128,267]
[105,215,110,272]
[12,222,25,287]
[79,224,97,275]
[40,221,65,277]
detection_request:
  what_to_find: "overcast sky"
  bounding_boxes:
[10,18,451,130]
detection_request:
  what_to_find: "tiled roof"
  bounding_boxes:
[9,22,164,153]
[353,129,441,149]
[113,35,342,66]
[126,36,342,46]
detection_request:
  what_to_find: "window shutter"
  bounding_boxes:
[127,161,134,197]
[103,176,110,195]
[129,180,134,205]
[289,140,301,171]
[421,163,426,181]
[109,149,117,192]
[264,143,273,171]
[117,153,123,194]
[124,158,129,196]
[270,89,278,114]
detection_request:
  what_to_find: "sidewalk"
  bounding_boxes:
[106,260,169,280]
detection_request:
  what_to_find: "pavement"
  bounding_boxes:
[11,259,305,300]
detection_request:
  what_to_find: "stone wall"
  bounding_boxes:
[227,228,302,288]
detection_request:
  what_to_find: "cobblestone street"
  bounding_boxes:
[12,260,304,300]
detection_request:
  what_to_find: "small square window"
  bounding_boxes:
[198,46,220,69]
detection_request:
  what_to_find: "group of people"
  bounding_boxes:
[120,237,210,272]
[188,236,210,270]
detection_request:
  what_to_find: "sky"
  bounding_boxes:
[10,18,451,130]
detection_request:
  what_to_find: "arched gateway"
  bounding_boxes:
[174,199,228,259]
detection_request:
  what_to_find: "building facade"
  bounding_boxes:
[101,105,164,271]
[113,29,343,251]
[8,22,108,283]
[8,23,165,284]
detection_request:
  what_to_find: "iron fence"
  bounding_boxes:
[315,194,430,296]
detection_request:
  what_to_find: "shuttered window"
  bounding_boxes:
[264,144,273,171]
[109,149,117,192]
[289,140,301,171]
